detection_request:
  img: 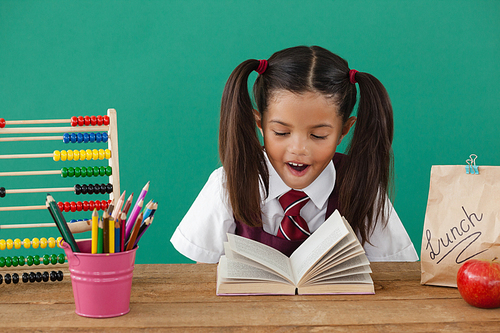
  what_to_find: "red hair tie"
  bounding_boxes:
[256,59,268,75]
[349,69,358,84]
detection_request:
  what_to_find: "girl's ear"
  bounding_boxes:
[338,116,356,145]
[254,109,263,135]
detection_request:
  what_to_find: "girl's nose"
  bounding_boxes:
[287,135,307,155]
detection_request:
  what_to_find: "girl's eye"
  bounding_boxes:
[273,131,289,136]
[312,134,327,140]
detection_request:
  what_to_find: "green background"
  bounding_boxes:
[1,0,499,263]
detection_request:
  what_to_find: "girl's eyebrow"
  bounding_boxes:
[269,120,333,129]
[269,120,290,126]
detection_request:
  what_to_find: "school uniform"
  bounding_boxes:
[171,152,418,263]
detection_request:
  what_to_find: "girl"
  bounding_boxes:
[171,46,418,263]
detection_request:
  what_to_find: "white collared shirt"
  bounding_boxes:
[171,155,418,263]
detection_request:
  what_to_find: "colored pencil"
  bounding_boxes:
[107,203,114,215]
[125,211,143,251]
[97,218,103,254]
[91,209,98,254]
[141,200,155,224]
[125,199,143,240]
[115,219,121,253]
[125,181,149,239]
[46,194,79,252]
[134,215,153,247]
[111,191,126,220]
[120,212,126,252]
[102,210,109,253]
[121,193,134,216]
[109,217,115,254]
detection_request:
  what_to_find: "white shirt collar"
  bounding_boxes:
[263,151,336,210]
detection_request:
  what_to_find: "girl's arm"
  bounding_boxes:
[170,167,236,263]
[361,195,418,262]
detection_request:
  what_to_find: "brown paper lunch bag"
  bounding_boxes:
[420,163,500,287]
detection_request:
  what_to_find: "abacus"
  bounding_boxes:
[0,109,120,285]
[0,236,65,284]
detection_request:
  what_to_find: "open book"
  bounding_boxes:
[216,210,374,295]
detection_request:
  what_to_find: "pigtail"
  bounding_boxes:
[219,60,269,227]
[339,72,394,245]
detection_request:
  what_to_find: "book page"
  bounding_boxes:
[305,232,357,276]
[297,273,374,295]
[301,251,370,284]
[311,273,373,284]
[309,240,361,277]
[305,256,371,285]
[289,210,349,282]
[219,256,290,283]
[224,243,294,283]
[226,233,294,282]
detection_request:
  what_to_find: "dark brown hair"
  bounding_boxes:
[219,46,393,244]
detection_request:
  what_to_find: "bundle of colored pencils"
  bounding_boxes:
[91,181,156,254]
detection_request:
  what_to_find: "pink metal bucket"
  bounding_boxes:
[61,239,137,318]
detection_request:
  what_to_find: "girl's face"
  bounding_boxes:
[256,90,355,190]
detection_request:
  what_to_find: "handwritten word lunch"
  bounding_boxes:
[424,206,487,264]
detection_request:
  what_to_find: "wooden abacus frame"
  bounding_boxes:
[0,108,120,230]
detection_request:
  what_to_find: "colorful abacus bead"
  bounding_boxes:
[63,132,109,143]
[0,118,5,128]
[0,271,64,283]
[14,239,22,249]
[48,237,57,248]
[0,187,5,198]
[71,116,109,126]
[74,183,113,195]
[51,270,64,281]
[61,166,112,178]
[11,256,19,266]
[54,149,110,161]
[32,238,40,249]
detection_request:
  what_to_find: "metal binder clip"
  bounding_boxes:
[465,154,479,175]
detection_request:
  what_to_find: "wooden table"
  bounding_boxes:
[0,262,498,331]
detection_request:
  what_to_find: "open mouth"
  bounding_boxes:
[287,162,309,172]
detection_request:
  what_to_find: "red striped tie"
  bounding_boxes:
[277,190,310,240]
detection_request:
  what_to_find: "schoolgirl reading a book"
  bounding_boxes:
[171,46,418,263]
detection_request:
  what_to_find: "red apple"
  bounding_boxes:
[457,258,500,308]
